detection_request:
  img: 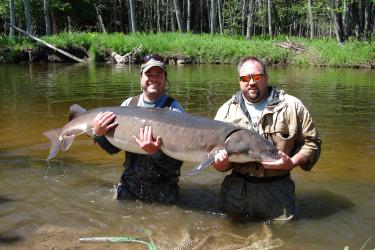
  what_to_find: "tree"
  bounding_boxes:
[126,0,137,32]
[267,0,272,36]
[44,0,51,35]
[9,0,15,36]
[209,0,217,33]
[218,0,223,34]
[363,0,373,40]
[156,0,161,32]
[23,0,32,34]
[307,0,314,38]
[173,0,184,32]
[94,4,106,33]
[186,0,191,32]
[329,0,344,43]
[245,0,255,39]
[222,0,242,35]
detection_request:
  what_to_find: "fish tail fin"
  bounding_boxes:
[43,128,63,161]
[69,104,86,121]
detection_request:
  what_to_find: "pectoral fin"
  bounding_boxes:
[186,156,216,176]
[62,134,76,151]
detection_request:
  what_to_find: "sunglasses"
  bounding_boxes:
[239,74,264,82]
[144,54,164,62]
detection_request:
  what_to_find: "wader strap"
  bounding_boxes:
[129,95,140,106]
[163,96,174,108]
[128,95,174,108]
[235,91,253,125]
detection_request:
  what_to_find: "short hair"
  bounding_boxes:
[237,56,267,76]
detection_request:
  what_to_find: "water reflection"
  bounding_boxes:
[0,64,374,249]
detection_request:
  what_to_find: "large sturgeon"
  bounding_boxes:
[44,104,280,174]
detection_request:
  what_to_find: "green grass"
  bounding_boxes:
[0,32,374,67]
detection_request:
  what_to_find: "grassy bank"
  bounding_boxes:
[0,32,374,67]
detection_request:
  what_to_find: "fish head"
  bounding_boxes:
[225,129,280,163]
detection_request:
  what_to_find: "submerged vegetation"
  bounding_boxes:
[0,32,374,68]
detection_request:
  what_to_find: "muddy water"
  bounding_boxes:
[0,63,374,249]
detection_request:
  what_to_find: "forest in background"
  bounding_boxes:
[1,0,374,43]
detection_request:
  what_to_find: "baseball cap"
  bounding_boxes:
[140,55,166,74]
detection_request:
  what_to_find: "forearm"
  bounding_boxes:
[94,135,121,155]
[291,152,308,169]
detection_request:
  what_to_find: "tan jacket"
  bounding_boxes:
[215,87,321,177]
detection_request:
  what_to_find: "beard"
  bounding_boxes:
[244,88,261,103]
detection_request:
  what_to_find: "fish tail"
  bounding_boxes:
[43,128,62,161]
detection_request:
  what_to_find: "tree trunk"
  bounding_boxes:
[217,0,223,34]
[112,0,117,32]
[307,0,314,38]
[330,0,345,43]
[173,0,184,32]
[246,0,254,39]
[261,0,266,35]
[67,15,72,33]
[171,1,176,32]
[186,0,191,32]
[118,0,125,32]
[9,0,15,37]
[23,0,32,34]
[157,0,161,32]
[267,0,272,36]
[241,0,247,36]
[95,5,107,33]
[352,1,360,39]
[210,0,217,33]
[200,0,203,33]
[43,0,51,35]
[165,0,170,31]
[51,9,55,34]
[126,0,137,32]
[363,0,373,39]
[342,0,350,38]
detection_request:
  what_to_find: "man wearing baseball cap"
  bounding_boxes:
[93,54,184,204]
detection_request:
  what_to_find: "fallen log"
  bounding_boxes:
[7,24,86,63]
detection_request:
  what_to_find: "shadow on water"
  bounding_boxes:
[297,189,355,220]
[177,185,221,214]
[0,232,23,245]
[0,196,14,204]
[177,186,355,222]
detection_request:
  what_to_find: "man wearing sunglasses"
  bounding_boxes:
[213,56,321,222]
[93,55,184,204]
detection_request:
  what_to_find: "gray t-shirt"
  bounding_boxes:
[244,98,268,132]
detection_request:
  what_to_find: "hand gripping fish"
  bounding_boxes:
[43,104,280,175]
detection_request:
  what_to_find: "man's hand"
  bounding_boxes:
[133,126,162,154]
[93,111,118,136]
[261,151,295,171]
[212,149,231,172]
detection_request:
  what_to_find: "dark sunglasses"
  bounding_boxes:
[144,54,164,62]
[239,74,264,82]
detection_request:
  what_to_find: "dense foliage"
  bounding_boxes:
[0,0,374,42]
[1,32,373,67]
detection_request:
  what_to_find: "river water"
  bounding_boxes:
[0,63,374,249]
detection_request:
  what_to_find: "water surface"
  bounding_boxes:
[0,63,374,249]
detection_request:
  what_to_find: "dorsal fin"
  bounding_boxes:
[69,104,87,121]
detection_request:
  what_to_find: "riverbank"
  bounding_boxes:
[0,32,374,68]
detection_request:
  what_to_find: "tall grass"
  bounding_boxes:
[0,32,373,67]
